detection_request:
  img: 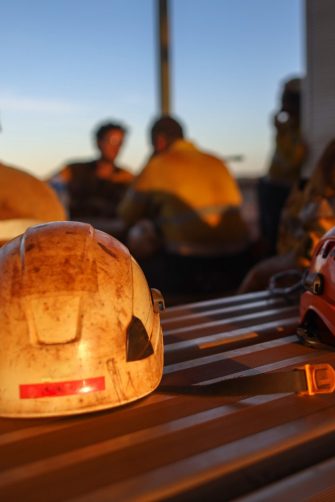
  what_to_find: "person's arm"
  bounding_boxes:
[117,162,157,226]
[117,188,152,226]
[293,195,335,268]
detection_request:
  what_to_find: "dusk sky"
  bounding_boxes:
[1,0,303,180]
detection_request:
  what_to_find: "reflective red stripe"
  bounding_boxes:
[19,377,105,399]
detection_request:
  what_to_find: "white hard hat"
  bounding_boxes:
[0,221,164,417]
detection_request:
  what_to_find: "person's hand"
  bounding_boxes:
[237,252,298,294]
[127,219,162,259]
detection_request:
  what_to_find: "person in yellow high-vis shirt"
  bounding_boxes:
[0,161,66,246]
[118,116,250,295]
[238,138,335,293]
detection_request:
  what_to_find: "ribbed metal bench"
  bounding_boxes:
[1,291,335,501]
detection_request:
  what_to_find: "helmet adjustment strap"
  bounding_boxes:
[159,363,335,397]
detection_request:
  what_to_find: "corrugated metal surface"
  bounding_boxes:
[1,290,335,501]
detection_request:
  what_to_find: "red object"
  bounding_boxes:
[300,227,335,342]
[19,377,105,399]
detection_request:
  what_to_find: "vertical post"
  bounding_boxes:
[158,0,171,114]
[303,0,335,177]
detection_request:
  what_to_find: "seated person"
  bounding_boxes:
[238,138,335,293]
[118,115,250,294]
[50,121,134,237]
[0,161,66,245]
[258,77,307,255]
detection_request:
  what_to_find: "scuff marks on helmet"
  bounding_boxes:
[97,242,119,260]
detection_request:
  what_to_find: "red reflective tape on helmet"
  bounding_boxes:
[19,377,105,399]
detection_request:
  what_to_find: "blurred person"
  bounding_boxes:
[258,77,307,255]
[50,121,134,236]
[238,138,335,293]
[0,161,66,246]
[118,115,250,294]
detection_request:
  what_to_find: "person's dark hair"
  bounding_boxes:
[94,121,127,142]
[150,115,184,145]
[281,77,301,116]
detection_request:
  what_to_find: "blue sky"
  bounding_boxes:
[0,0,303,179]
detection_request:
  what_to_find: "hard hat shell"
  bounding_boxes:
[0,221,164,417]
[300,227,335,345]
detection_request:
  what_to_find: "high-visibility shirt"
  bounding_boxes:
[277,166,335,268]
[0,162,66,244]
[118,140,249,255]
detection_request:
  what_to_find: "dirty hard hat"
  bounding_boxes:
[0,221,164,417]
[299,226,335,347]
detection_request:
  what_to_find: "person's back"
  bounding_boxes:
[119,117,249,255]
[127,139,247,253]
[118,116,250,296]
